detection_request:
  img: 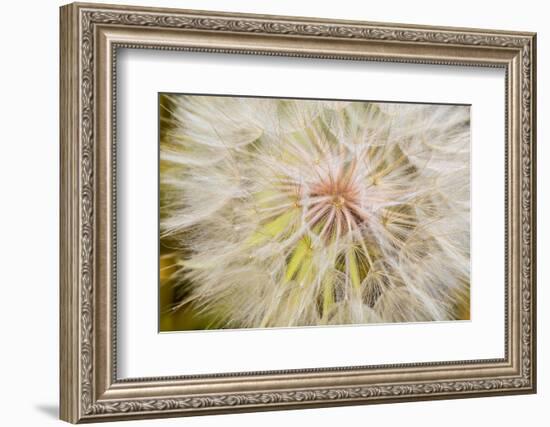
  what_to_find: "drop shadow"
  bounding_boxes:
[35,404,58,419]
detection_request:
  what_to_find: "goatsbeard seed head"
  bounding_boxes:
[160,96,471,328]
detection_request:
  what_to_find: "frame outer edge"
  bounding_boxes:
[529,33,537,393]
[59,2,537,422]
[60,3,81,424]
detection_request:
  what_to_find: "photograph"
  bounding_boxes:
[159,95,471,331]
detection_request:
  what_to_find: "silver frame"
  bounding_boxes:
[60,2,537,423]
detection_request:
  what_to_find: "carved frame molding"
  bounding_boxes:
[60,2,536,423]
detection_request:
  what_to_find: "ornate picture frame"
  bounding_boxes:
[60,2,536,423]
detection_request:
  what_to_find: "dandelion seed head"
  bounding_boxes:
[160,95,471,328]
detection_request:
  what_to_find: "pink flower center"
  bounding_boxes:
[305,161,365,240]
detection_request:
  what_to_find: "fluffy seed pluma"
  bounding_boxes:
[160,95,470,328]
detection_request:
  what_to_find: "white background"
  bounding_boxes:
[118,50,504,377]
[0,0,546,426]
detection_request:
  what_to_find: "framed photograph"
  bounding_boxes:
[60,2,537,423]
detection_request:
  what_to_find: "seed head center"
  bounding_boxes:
[305,167,365,239]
